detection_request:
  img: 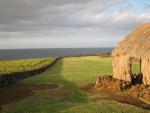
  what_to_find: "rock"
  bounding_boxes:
[95,75,150,102]
[132,92,139,98]
[129,84,150,101]
[95,75,131,91]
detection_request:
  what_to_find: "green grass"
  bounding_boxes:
[132,61,140,74]
[1,56,148,113]
[0,57,56,75]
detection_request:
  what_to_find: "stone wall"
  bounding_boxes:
[0,57,60,87]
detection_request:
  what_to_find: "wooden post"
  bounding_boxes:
[130,61,132,75]
[130,60,133,83]
[139,59,142,76]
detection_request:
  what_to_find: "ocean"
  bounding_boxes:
[0,48,113,60]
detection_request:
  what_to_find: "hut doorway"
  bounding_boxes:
[131,58,142,84]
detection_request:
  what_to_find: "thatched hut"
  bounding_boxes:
[112,23,150,85]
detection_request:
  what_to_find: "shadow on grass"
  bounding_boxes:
[0,58,88,113]
[41,59,87,113]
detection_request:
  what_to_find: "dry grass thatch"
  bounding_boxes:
[141,58,150,85]
[112,23,150,59]
[112,55,131,82]
[112,23,150,85]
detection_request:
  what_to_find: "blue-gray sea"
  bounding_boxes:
[0,48,113,60]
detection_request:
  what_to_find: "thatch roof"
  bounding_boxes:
[112,23,150,59]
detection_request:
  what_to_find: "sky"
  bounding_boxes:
[0,0,149,49]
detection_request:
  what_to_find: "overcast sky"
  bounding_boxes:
[0,0,149,49]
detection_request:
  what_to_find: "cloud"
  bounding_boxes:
[0,0,127,31]
[0,0,149,48]
[144,3,150,9]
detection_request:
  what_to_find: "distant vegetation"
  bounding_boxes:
[0,57,56,75]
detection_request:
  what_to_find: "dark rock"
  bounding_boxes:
[95,75,132,91]
[95,75,150,102]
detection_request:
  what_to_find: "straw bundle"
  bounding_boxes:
[142,58,150,85]
[112,23,150,59]
[112,23,150,85]
[112,55,131,82]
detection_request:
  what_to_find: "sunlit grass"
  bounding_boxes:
[132,62,140,74]
[0,57,56,75]
[2,56,148,113]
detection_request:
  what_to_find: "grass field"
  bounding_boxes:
[1,56,148,113]
[0,57,56,75]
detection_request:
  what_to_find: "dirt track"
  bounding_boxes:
[82,84,150,110]
[0,83,150,113]
[0,83,62,112]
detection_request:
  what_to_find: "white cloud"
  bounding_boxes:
[0,0,149,48]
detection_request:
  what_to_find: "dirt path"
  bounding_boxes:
[82,84,150,110]
[0,83,62,112]
[0,83,150,113]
